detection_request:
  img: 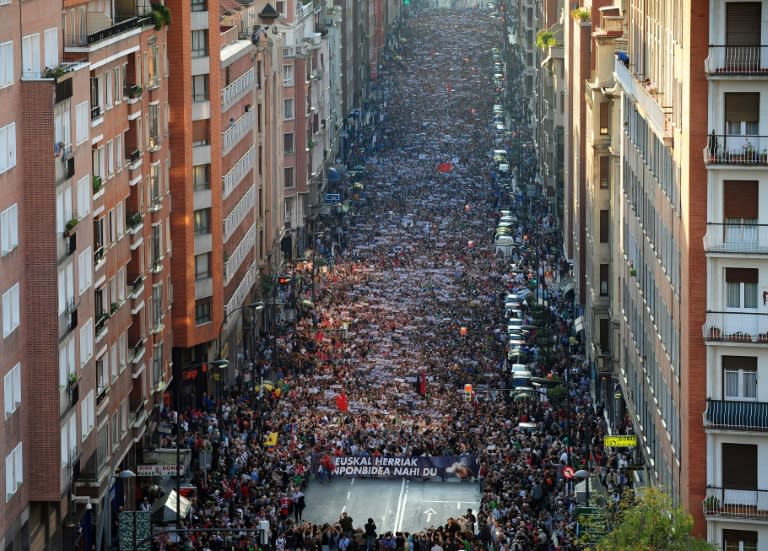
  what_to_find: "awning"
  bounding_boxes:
[151,490,191,523]
[561,282,574,296]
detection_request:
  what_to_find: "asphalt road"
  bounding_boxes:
[302,478,480,534]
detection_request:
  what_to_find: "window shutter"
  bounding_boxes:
[726,3,761,46]
[725,267,758,283]
[722,355,757,372]
[722,443,757,489]
[725,93,760,122]
[724,181,759,219]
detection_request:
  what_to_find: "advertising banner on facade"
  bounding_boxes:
[311,454,478,479]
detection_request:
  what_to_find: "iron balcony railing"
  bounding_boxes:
[702,311,768,343]
[704,399,768,431]
[703,222,768,253]
[704,485,768,519]
[703,134,768,165]
[705,45,768,75]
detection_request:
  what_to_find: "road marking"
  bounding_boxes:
[424,507,437,523]
[350,478,355,486]
[341,505,346,514]
[423,500,481,504]
[393,478,407,532]
[347,491,351,500]
[395,480,409,532]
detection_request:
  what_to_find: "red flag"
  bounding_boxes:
[437,162,454,173]
[419,370,427,396]
[335,392,349,412]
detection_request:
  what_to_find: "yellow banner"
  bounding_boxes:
[604,435,637,447]
[264,432,279,447]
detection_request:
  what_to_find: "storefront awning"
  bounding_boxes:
[151,490,191,524]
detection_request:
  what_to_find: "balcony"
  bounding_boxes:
[705,46,768,76]
[704,135,768,166]
[703,311,768,343]
[58,304,78,338]
[222,109,256,156]
[65,12,152,49]
[703,486,768,520]
[704,399,768,431]
[95,313,109,340]
[614,56,673,145]
[703,222,768,253]
[130,338,146,368]
[55,148,75,184]
[128,274,145,304]
[221,68,255,112]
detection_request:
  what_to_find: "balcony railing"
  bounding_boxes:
[222,109,256,155]
[702,311,768,343]
[221,67,255,112]
[704,486,768,519]
[703,222,768,253]
[705,45,768,75]
[703,135,768,165]
[704,399,768,431]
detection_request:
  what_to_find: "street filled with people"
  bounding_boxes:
[144,6,635,551]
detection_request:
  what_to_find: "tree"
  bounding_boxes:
[596,487,716,551]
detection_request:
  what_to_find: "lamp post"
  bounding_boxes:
[574,469,591,506]
[115,469,137,550]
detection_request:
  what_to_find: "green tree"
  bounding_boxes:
[596,487,716,551]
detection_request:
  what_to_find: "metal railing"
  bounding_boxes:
[705,45,768,74]
[702,311,768,342]
[704,486,768,519]
[703,135,768,165]
[221,68,255,112]
[222,109,256,155]
[704,399,768,431]
[703,222,768,253]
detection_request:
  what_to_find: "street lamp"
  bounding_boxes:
[574,469,591,506]
[116,469,138,550]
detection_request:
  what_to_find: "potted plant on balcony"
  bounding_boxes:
[64,217,79,237]
[535,30,557,50]
[92,175,103,195]
[709,326,721,340]
[68,373,78,387]
[702,495,720,514]
[150,3,172,29]
[571,7,591,22]
[110,301,120,315]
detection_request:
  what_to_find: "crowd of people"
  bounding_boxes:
[139,6,636,551]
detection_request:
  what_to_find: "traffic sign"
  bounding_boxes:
[563,466,575,479]
[603,434,637,448]
[325,193,341,203]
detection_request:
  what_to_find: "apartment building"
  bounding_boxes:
[700,1,768,548]
[168,0,285,392]
[0,0,172,548]
[562,0,708,535]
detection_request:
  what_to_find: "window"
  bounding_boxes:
[110,342,118,381]
[120,399,128,436]
[152,283,163,329]
[78,248,92,295]
[5,442,22,500]
[283,64,294,86]
[275,1,285,16]
[192,165,210,191]
[116,202,124,239]
[284,98,294,120]
[44,28,58,70]
[21,33,40,78]
[60,414,77,467]
[105,69,113,108]
[152,342,163,387]
[114,65,123,104]
[723,356,757,400]
[192,119,209,146]
[192,74,209,102]
[725,93,759,135]
[57,262,74,315]
[0,122,17,173]
[193,209,210,235]
[59,337,76,387]
[725,268,758,309]
[106,140,114,176]
[79,318,93,366]
[150,162,161,207]
[191,30,208,58]
[0,204,18,255]
[90,76,103,119]
[195,253,211,280]
[148,103,159,149]
[75,101,89,144]
[722,443,757,490]
[0,41,13,88]
[146,40,158,87]
[56,183,72,233]
[284,166,295,188]
[191,0,207,11]
[151,223,162,269]
[2,283,20,337]
[599,102,609,135]
[284,133,295,154]
[723,529,758,551]
[111,412,119,451]
[599,209,609,242]
[195,298,211,324]
[4,362,20,418]
[599,263,609,296]
[115,133,123,171]
[599,156,610,189]
[81,390,95,439]
[76,175,90,217]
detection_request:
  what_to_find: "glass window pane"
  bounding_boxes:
[727,281,741,307]
[744,282,758,308]
[725,370,739,398]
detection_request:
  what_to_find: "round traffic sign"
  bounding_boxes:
[563,466,575,479]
